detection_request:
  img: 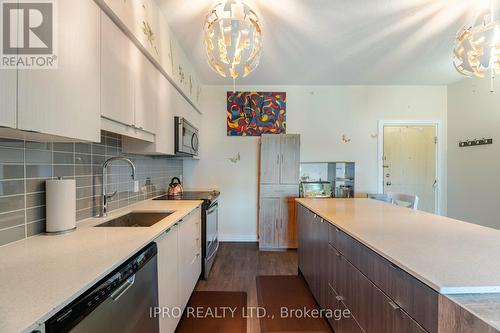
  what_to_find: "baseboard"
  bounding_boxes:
[219,234,258,242]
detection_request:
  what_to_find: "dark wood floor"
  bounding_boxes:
[195,242,298,333]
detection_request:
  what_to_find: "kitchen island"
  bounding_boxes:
[296,198,500,333]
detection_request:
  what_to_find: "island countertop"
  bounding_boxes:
[295,198,500,295]
[0,198,202,333]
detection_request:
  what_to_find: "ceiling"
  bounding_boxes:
[157,0,484,85]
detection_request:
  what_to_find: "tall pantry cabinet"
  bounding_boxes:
[259,134,301,250]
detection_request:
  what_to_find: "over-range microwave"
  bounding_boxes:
[175,117,199,156]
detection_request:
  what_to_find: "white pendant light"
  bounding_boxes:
[453,0,500,91]
[204,1,263,87]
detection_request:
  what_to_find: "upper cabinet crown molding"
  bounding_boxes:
[95,0,203,113]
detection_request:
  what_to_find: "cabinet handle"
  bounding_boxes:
[335,251,341,257]
[388,301,401,311]
[389,263,399,270]
[196,253,201,258]
[277,154,280,164]
[320,218,324,223]
[336,295,344,301]
[281,154,284,163]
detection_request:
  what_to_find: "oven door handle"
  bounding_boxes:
[205,241,219,262]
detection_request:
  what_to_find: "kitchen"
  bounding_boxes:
[1,0,500,333]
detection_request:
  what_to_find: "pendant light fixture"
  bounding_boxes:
[453,0,500,92]
[204,0,263,90]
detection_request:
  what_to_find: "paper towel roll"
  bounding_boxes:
[46,179,76,234]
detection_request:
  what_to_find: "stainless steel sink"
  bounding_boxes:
[95,212,173,227]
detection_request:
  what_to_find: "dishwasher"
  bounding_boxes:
[45,243,159,333]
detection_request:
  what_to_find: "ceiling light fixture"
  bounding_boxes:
[453,0,500,92]
[204,0,263,90]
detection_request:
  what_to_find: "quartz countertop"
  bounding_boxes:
[0,199,202,333]
[296,198,500,295]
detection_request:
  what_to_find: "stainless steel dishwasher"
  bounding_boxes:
[46,243,159,333]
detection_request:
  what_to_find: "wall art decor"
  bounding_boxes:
[227,91,286,136]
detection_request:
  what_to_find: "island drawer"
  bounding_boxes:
[329,223,439,333]
[333,250,428,333]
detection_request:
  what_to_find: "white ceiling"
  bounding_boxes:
[157,0,484,85]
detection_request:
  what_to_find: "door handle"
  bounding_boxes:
[388,301,401,311]
[111,275,136,302]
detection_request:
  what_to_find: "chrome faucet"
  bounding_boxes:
[100,157,136,217]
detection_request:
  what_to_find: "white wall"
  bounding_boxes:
[184,85,448,241]
[448,78,500,229]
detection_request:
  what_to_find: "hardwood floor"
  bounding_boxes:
[195,242,298,333]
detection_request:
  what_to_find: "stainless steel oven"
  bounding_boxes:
[175,117,199,156]
[204,200,219,279]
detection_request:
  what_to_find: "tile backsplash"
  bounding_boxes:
[0,131,183,246]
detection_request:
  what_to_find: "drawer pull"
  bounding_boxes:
[336,295,344,301]
[389,263,399,270]
[335,251,341,258]
[388,301,400,311]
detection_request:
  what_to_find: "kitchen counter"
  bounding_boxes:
[0,199,202,333]
[296,198,500,332]
[296,198,500,295]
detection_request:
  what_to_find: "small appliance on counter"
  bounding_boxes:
[300,181,333,198]
[300,162,355,198]
[167,177,184,198]
[154,190,220,279]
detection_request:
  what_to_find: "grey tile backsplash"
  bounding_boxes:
[0,131,183,246]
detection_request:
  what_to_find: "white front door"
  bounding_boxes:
[383,126,437,213]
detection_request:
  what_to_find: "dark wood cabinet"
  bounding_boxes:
[298,203,436,333]
[333,224,438,333]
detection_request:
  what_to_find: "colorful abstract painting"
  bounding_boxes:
[227,91,286,136]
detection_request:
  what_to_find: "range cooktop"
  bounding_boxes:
[153,190,220,202]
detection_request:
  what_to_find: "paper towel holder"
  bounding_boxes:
[45,178,77,235]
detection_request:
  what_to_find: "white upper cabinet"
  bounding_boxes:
[133,48,158,134]
[0,68,17,129]
[17,0,101,142]
[100,13,135,127]
[98,0,202,111]
[101,12,158,140]
[155,74,175,155]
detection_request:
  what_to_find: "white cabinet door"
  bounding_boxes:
[156,225,181,333]
[17,0,100,142]
[134,50,158,134]
[100,12,135,127]
[156,75,175,155]
[0,67,16,128]
[178,207,201,310]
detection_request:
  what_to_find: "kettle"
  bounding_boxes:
[168,177,183,197]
